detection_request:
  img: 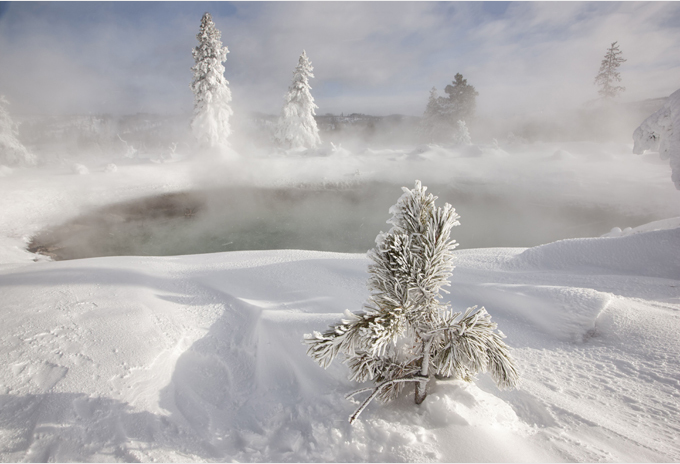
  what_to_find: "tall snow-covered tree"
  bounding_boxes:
[275,50,321,149]
[190,12,233,149]
[594,41,626,100]
[305,181,518,423]
[0,96,36,166]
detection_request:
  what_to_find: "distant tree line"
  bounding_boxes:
[1,11,633,165]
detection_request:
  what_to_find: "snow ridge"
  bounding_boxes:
[505,226,680,280]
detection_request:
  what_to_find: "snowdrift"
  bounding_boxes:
[0,224,678,461]
[506,226,680,279]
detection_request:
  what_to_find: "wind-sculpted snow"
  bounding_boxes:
[0,232,679,461]
[634,88,680,189]
[505,226,680,280]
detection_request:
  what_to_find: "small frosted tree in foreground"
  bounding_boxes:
[594,41,626,100]
[305,181,519,423]
[190,12,233,148]
[275,50,321,150]
[0,96,36,166]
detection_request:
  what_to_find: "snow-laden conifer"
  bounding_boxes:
[594,42,626,100]
[421,75,477,144]
[275,51,321,150]
[421,87,449,143]
[190,12,233,148]
[305,181,519,423]
[0,96,36,166]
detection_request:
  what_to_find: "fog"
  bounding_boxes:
[2,2,680,260]
[2,2,680,117]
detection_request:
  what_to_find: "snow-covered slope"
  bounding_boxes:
[0,228,679,461]
[0,139,678,461]
[506,226,680,279]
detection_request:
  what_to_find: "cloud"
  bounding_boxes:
[0,2,679,117]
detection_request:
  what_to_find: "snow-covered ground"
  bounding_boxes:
[0,140,679,461]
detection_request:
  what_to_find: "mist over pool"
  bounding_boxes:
[28,180,670,261]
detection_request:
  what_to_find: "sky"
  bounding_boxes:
[0,1,679,118]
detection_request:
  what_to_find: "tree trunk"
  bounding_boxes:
[414,381,428,404]
[414,337,433,404]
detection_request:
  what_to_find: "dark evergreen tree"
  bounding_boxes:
[441,73,479,124]
[594,41,626,100]
[305,181,519,423]
[421,74,478,143]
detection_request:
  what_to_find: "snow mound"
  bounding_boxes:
[0,250,552,462]
[104,163,118,173]
[506,226,680,279]
[1,240,678,461]
[601,216,680,237]
[71,163,89,175]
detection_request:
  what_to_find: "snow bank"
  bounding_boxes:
[0,250,553,462]
[602,216,680,237]
[1,230,679,461]
[505,226,680,280]
[633,88,680,189]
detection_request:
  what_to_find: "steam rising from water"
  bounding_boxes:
[29,183,664,261]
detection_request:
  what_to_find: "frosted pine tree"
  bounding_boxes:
[275,51,321,149]
[421,87,447,143]
[594,41,626,100]
[441,73,478,125]
[190,12,233,148]
[0,96,36,166]
[305,181,519,423]
[422,75,478,144]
